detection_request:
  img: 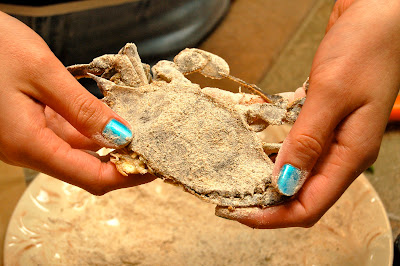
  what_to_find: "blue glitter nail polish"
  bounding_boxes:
[277,164,302,196]
[102,119,132,146]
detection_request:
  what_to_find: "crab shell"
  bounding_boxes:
[67,43,305,207]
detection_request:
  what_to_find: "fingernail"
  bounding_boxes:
[277,164,302,196]
[102,119,132,146]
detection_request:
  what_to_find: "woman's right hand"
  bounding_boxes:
[0,11,155,194]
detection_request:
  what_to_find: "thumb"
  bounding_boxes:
[272,80,347,196]
[28,57,132,149]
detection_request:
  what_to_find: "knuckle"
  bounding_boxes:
[0,126,42,165]
[30,49,54,68]
[86,186,108,196]
[72,94,103,129]
[75,175,109,196]
[351,139,381,168]
[86,179,113,195]
[309,65,352,99]
[363,148,379,166]
[7,149,24,163]
[84,165,112,196]
[292,133,324,160]
[361,145,380,168]
[300,211,323,228]
[0,151,14,165]
[4,150,26,166]
[302,217,320,228]
[24,47,58,78]
[0,142,24,164]
[295,197,324,228]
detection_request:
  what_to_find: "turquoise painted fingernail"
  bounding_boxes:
[277,164,302,196]
[102,119,132,146]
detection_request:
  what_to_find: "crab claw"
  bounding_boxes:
[87,73,115,95]
[67,43,149,87]
[174,48,230,79]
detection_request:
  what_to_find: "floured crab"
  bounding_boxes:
[67,43,306,207]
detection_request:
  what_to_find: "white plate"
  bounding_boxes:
[4,172,392,265]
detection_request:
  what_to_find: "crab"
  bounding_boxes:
[67,43,306,207]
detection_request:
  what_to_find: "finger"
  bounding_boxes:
[216,141,348,228]
[273,5,400,197]
[44,106,101,150]
[0,13,131,148]
[326,0,356,32]
[216,104,382,228]
[271,77,357,196]
[20,49,132,149]
[26,127,156,195]
[1,93,155,194]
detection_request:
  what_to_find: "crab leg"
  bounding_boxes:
[117,43,149,86]
[225,75,273,103]
[67,54,118,79]
[67,62,106,79]
[174,48,274,102]
[67,43,148,88]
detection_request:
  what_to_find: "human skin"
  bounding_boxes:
[1,0,399,227]
[0,9,301,199]
[216,0,400,228]
[0,11,156,195]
